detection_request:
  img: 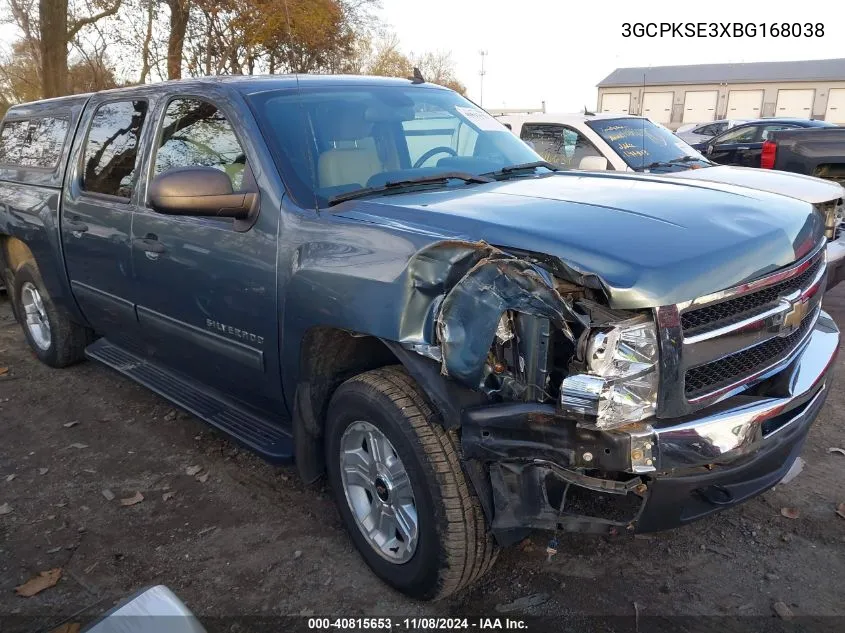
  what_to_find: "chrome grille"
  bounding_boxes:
[656,240,827,418]
[681,256,824,336]
[684,305,818,398]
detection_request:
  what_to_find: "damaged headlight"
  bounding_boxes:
[559,315,658,429]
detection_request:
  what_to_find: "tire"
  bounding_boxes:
[12,261,91,368]
[325,366,498,600]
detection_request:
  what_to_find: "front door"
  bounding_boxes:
[706,124,759,166]
[61,99,150,346]
[131,96,283,415]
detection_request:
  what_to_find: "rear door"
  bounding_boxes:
[706,124,760,165]
[131,94,283,415]
[61,98,150,345]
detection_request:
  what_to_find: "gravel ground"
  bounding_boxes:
[1,287,845,630]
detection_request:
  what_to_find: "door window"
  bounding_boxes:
[761,124,799,140]
[521,124,602,167]
[713,125,757,145]
[154,98,248,191]
[82,100,149,198]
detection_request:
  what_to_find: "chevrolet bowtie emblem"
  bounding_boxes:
[775,296,810,337]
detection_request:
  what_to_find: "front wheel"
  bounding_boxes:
[325,366,497,600]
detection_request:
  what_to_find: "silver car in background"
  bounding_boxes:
[676,119,749,145]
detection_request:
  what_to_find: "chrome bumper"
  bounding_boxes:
[631,311,838,473]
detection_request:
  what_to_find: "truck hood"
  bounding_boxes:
[662,165,844,204]
[336,171,824,309]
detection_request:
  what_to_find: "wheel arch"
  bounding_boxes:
[291,326,484,483]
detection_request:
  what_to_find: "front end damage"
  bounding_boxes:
[398,240,840,545]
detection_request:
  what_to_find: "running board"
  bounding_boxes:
[85,338,294,463]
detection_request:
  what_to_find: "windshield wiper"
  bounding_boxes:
[668,155,704,164]
[327,172,493,206]
[641,160,676,170]
[483,161,561,180]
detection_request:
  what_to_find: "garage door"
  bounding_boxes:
[775,89,815,118]
[642,92,674,124]
[825,88,845,124]
[601,93,630,114]
[726,90,763,119]
[682,90,717,123]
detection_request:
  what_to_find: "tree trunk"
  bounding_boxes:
[166,0,190,80]
[139,0,155,83]
[39,0,68,98]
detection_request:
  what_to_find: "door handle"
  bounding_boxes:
[133,235,167,255]
[65,220,89,235]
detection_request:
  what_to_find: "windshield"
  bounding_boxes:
[248,85,543,208]
[586,117,712,172]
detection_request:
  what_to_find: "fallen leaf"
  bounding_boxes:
[0,367,8,376]
[0,502,11,515]
[185,465,202,477]
[39,468,49,476]
[101,489,115,501]
[781,507,800,520]
[196,472,209,483]
[63,421,80,429]
[836,503,845,520]
[15,568,62,597]
[119,492,144,507]
[51,623,81,633]
[829,447,845,456]
[162,491,176,501]
[5,474,15,482]
[68,443,88,450]
[772,601,794,620]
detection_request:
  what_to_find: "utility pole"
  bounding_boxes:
[479,50,488,106]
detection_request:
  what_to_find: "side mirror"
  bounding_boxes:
[578,155,609,170]
[149,167,257,219]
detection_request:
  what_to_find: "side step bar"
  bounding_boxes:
[85,338,294,463]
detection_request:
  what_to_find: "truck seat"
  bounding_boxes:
[318,137,384,189]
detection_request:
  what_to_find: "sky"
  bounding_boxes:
[378,0,845,113]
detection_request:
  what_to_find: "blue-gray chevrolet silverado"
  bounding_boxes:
[0,75,839,600]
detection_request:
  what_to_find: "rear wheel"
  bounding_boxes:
[12,262,91,367]
[325,366,498,600]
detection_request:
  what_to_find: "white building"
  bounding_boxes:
[596,58,845,129]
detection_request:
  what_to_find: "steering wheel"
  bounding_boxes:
[413,146,458,168]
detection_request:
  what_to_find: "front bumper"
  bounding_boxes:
[462,312,839,542]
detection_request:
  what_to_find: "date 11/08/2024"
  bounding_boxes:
[308,618,528,630]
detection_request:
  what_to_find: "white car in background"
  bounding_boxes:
[675,119,748,145]
[496,112,845,289]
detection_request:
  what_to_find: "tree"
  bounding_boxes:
[412,50,466,95]
[38,0,122,97]
[166,0,189,79]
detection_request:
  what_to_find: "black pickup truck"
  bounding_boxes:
[762,125,845,186]
[0,76,839,600]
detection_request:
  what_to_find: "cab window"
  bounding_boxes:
[713,125,757,145]
[521,123,602,168]
[82,100,149,198]
[761,124,799,140]
[154,98,248,191]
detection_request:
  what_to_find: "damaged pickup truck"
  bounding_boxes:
[0,75,839,601]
